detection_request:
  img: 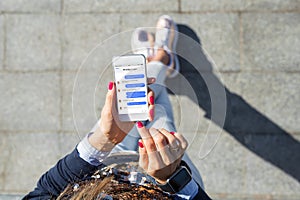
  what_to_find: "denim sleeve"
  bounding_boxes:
[23,148,99,200]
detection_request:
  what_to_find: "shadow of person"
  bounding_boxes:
[165,24,300,182]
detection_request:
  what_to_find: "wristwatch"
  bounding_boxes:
[156,166,192,194]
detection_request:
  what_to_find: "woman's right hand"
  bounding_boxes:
[136,123,188,183]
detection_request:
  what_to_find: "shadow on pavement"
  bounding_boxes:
[166,24,300,182]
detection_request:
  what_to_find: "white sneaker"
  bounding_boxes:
[155,15,180,78]
[131,28,155,59]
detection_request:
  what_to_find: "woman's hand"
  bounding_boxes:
[89,79,155,151]
[136,123,188,183]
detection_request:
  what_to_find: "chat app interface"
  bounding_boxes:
[115,64,147,115]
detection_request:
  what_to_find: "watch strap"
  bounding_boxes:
[158,180,177,194]
[156,166,192,194]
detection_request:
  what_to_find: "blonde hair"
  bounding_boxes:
[57,177,113,200]
[57,176,173,199]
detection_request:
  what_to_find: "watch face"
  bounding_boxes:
[169,167,192,192]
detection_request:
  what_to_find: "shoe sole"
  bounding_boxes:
[160,15,180,78]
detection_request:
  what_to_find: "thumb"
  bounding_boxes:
[102,81,116,119]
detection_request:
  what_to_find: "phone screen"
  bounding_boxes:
[114,58,148,120]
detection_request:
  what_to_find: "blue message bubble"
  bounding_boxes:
[125,74,145,79]
[125,83,145,88]
[126,91,146,98]
[127,101,147,106]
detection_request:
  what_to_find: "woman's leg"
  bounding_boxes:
[111,60,204,188]
[111,60,175,152]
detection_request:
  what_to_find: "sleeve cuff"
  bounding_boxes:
[77,133,111,166]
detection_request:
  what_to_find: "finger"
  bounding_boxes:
[147,90,155,121]
[136,122,156,152]
[159,145,177,166]
[148,105,155,122]
[147,128,169,171]
[110,83,118,118]
[148,89,154,105]
[101,81,115,119]
[159,129,186,158]
[147,77,156,85]
[138,139,149,170]
[151,129,175,165]
[173,132,188,151]
[158,129,179,150]
[136,124,164,172]
[150,128,167,150]
[147,148,165,172]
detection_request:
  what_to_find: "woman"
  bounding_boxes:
[24,15,211,200]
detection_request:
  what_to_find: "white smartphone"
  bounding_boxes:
[112,54,148,122]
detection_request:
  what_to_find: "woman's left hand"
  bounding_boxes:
[89,78,155,151]
[136,123,188,183]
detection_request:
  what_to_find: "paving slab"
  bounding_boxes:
[212,194,300,200]
[187,132,247,195]
[62,71,112,134]
[167,72,240,134]
[0,72,60,131]
[242,13,300,71]
[0,133,10,191]
[5,14,61,71]
[0,0,60,13]
[63,0,179,13]
[175,13,240,72]
[0,194,24,200]
[62,14,123,71]
[245,135,300,195]
[59,132,82,156]
[120,13,165,31]
[181,0,300,12]
[0,132,60,193]
[188,132,300,197]
[0,15,3,70]
[239,72,300,134]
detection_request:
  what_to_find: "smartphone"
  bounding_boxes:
[112,54,148,122]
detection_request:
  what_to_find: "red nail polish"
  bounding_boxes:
[137,121,143,128]
[138,141,144,148]
[149,96,154,105]
[108,82,113,90]
[170,131,175,135]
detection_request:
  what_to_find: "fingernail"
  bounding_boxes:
[150,109,154,119]
[170,131,175,135]
[149,96,154,105]
[137,121,143,128]
[108,82,113,90]
[138,141,144,148]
